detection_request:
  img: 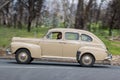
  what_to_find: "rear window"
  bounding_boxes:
[81,34,92,42]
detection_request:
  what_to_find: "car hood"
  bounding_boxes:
[12,37,42,44]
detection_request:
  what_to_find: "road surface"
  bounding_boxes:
[0,59,120,80]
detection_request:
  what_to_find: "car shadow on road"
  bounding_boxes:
[32,62,111,69]
[8,61,111,69]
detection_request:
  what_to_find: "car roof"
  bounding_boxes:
[49,28,92,34]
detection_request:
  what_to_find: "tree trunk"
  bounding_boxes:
[27,0,34,32]
[75,0,93,30]
[27,0,43,32]
[13,13,17,28]
[109,12,116,36]
[75,0,84,29]
[27,15,32,32]
[17,0,23,29]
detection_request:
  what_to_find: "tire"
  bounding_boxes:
[15,49,32,64]
[80,54,95,67]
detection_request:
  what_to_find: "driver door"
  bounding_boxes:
[41,32,63,57]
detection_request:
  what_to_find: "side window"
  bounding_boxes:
[47,32,62,40]
[65,32,79,40]
[81,34,93,42]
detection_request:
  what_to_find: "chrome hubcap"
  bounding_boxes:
[18,52,28,62]
[82,55,92,65]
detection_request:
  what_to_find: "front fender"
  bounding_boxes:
[11,42,41,58]
[78,47,107,61]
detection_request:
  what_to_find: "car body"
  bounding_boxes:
[6,28,112,66]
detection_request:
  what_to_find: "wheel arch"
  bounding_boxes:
[14,45,41,58]
[15,48,31,55]
[81,52,96,61]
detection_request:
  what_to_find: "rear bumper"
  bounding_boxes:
[95,60,111,65]
[105,54,112,60]
[96,54,112,65]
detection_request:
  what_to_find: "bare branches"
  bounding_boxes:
[0,0,11,10]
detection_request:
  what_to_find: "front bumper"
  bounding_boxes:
[6,48,12,55]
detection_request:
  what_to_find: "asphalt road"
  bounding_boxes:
[0,59,120,80]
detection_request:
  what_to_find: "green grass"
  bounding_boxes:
[100,36,120,55]
[0,27,120,55]
[94,30,120,55]
[0,27,49,48]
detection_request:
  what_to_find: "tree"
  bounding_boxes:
[105,0,120,36]
[16,0,44,32]
[27,0,44,32]
[51,0,60,28]
[17,0,23,29]
[61,0,76,28]
[0,0,12,27]
[75,0,84,29]
[95,0,105,23]
[0,0,11,10]
[75,0,95,30]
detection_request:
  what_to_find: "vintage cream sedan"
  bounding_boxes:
[6,28,112,67]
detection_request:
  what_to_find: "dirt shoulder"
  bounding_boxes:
[0,49,6,56]
[112,55,120,66]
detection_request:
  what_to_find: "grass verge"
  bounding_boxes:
[0,27,49,48]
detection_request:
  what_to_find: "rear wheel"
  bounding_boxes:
[80,54,95,67]
[15,49,32,64]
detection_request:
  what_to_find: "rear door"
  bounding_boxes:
[62,32,80,58]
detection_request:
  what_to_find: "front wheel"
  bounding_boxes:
[15,49,32,64]
[80,54,95,67]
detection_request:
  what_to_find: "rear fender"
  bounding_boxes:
[78,46,107,61]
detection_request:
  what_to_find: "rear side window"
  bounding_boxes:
[65,32,79,40]
[81,34,92,42]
